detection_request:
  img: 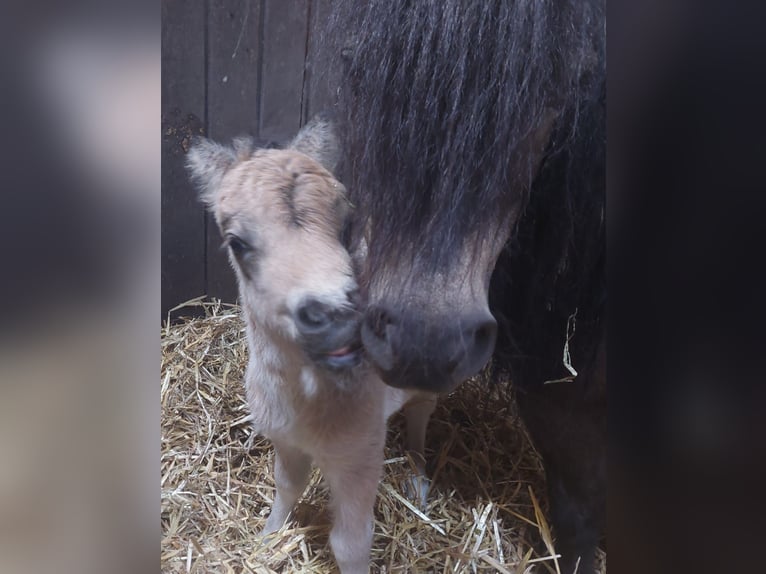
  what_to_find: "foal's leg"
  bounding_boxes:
[403,393,437,509]
[262,441,312,536]
[320,448,384,574]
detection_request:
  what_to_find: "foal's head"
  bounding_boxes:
[187,119,361,369]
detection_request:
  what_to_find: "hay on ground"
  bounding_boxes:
[161,299,606,573]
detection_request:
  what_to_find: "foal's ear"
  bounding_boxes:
[186,137,245,205]
[287,114,341,174]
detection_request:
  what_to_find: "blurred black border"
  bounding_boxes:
[609,1,766,572]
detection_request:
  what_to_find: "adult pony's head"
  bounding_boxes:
[328,0,604,392]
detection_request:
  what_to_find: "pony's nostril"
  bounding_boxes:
[445,357,460,373]
[366,306,394,340]
[473,322,496,349]
[346,288,362,306]
[361,305,398,371]
[449,317,497,380]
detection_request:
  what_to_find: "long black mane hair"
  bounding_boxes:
[326,0,605,280]
[321,4,607,567]
[490,74,606,391]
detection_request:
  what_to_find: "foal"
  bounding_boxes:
[187,118,436,574]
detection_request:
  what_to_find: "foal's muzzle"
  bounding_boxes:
[294,297,362,370]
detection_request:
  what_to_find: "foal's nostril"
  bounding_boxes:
[296,298,332,331]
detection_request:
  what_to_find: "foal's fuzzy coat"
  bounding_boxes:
[187,118,435,574]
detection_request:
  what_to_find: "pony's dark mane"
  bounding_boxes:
[325,0,605,279]
[490,75,606,389]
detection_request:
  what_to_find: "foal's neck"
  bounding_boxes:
[244,318,300,372]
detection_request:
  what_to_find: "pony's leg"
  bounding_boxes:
[546,463,603,574]
[403,393,437,509]
[321,450,383,574]
[517,383,605,574]
[262,441,312,536]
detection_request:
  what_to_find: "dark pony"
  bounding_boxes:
[321,1,605,572]
[491,76,606,574]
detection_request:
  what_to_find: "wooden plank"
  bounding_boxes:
[206,0,264,303]
[259,0,310,142]
[303,0,345,124]
[161,0,207,317]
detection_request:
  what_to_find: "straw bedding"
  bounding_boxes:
[161,299,606,573]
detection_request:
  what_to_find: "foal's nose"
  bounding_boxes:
[295,297,356,335]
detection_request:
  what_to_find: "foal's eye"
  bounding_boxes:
[224,234,250,256]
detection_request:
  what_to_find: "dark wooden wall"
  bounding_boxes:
[162,0,341,317]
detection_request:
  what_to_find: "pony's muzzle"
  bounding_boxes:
[359,307,396,371]
[362,305,497,391]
